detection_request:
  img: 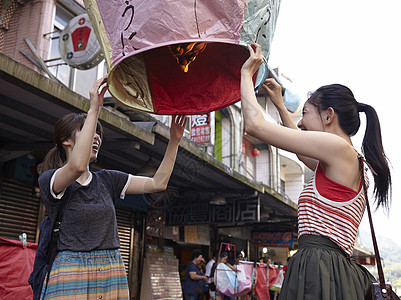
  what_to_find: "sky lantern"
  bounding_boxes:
[83,0,280,114]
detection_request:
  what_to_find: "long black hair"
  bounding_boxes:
[309,84,391,210]
[38,113,103,174]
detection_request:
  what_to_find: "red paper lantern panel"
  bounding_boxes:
[83,0,280,114]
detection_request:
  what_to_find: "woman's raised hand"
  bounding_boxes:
[89,76,108,112]
[170,115,187,143]
[126,115,187,194]
[262,78,284,109]
[241,43,264,76]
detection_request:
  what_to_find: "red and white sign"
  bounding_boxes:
[58,14,103,70]
[190,113,214,146]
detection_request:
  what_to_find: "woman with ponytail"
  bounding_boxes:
[35,77,187,299]
[240,44,391,299]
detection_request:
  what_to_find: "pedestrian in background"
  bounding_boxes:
[184,250,208,300]
[211,251,236,300]
[206,250,218,299]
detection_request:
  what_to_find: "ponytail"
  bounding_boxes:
[38,113,103,174]
[38,144,66,174]
[308,84,391,210]
[358,102,392,210]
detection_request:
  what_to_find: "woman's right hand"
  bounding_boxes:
[261,78,285,109]
[169,115,187,143]
[241,43,264,77]
[89,76,108,112]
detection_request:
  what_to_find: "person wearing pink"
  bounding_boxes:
[240,43,392,299]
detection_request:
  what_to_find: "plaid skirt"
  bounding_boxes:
[279,235,375,300]
[41,249,129,300]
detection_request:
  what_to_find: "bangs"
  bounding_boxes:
[73,114,103,141]
[74,114,86,131]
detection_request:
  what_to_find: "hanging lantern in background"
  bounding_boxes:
[58,14,104,70]
[83,0,281,114]
[252,148,260,157]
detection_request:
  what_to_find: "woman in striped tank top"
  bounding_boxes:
[240,44,392,299]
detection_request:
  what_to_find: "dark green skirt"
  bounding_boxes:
[279,235,375,300]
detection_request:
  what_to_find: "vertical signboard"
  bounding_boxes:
[190,113,214,146]
[184,225,198,244]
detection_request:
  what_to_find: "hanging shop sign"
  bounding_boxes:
[166,197,259,226]
[251,230,293,247]
[184,225,210,245]
[58,14,103,70]
[83,0,280,114]
[184,225,198,244]
[190,113,214,146]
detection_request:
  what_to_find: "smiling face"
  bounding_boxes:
[68,130,102,163]
[297,100,325,131]
[90,133,102,162]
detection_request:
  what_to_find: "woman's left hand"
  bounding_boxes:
[262,78,284,109]
[170,115,187,142]
[89,76,108,112]
[241,43,264,76]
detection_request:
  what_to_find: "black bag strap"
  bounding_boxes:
[46,188,72,262]
[358,155,387,293]
[43,186,74,293]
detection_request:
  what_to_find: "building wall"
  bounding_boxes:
[229,105,243,171]
[241,138,256,180]
[221,117,231,167]
[255,149,270,185]
[282,173,304,203]
[2,0,54,71]
[278,150,304,203]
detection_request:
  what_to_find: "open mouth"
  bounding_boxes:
[92,142,99,152]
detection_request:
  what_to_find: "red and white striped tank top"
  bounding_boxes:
[298,162,367,256]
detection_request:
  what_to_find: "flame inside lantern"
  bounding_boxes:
[168,42,207,73]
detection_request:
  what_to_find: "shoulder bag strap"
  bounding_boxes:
[358,155,386,292]
[44,186,74,293]
[47,187,73,263]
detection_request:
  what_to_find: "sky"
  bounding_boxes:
[267,0,401,246]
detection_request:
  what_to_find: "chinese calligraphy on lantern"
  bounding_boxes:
[120,0,138,55]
